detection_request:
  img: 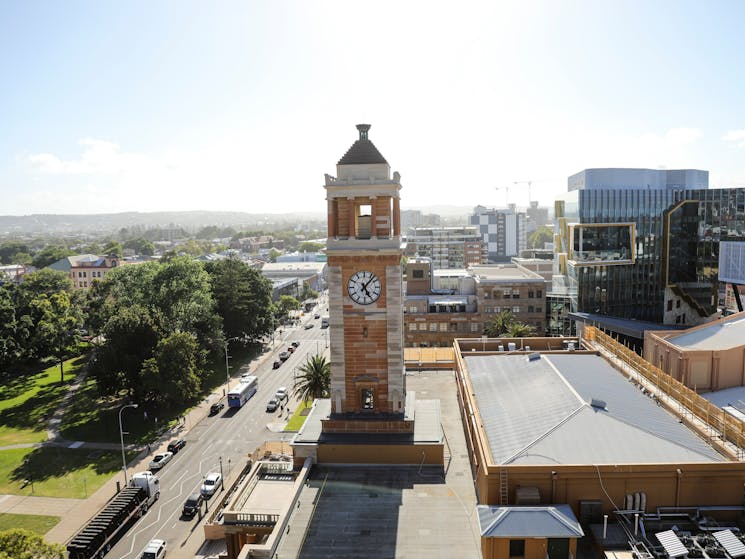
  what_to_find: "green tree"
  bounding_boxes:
[268,248,280,263]
[102,240,123,257]
[123,237,155,256]
[293,354,330,402]
[141,332,202,406]
[204,257,274,341]
[0,286,19,368]
[0,241,31,264]
[505,322,536,337]
[483,309,515,337]
[31,291,82,383]
[90,305,159,399]
[529,225,553,249]
[276,295,300,321]
[298,241,324,253]
[0,529,64,559]
[31,245,74,269]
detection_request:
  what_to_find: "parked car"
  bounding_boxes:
[275,386,288,401]
[148,452,173,471]
[278,351,290,361]
[272,360,281,369]
[167,439,186,454]
[140,538,167,559]
[291,341,300,348]
[200,472,222,497]
[314,313,321,319]
[182,493,204,518]
[209,401,224,415]
[266,398,279,412]
[287,346,295,353]
[304,323,314,329]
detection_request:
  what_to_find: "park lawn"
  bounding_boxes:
[284,400,313,431]
[0,357,85,447]
[0,512,60,535]
[0,446,132,498]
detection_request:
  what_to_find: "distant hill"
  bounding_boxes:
[0,206,476,236]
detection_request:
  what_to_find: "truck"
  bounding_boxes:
[66,471,160,559]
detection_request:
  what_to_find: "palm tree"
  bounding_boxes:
[505,322,536,337]
[484,309,515,337]
[293,353,330,403]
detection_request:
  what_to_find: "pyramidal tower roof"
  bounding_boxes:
[337,124,388,165]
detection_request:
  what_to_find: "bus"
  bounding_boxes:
[227,376,258,408]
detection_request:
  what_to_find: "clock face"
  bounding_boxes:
[347,270,381,305]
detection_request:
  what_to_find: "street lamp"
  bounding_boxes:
[219,456,225,491]
[224,336,245,394]
[119,403,138,486]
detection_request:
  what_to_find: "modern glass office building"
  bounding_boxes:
[552,169,745,334]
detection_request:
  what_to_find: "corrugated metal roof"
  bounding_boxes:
[655,530,688,558]
[714,529,745,558]
[466,353,722,465]
[478,505,584,538]
[465,355,583,464]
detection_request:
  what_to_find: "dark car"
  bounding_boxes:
[182,493,204,518]
[291,341,300,348]
[167,439,186,453]
[266,398,279,412]
[209,401,224,416]
[272,360,281,369]
[278,351,290,361]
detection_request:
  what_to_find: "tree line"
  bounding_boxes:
[1,257,279,409]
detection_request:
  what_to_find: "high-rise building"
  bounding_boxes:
[552,167,745,339]
[469,205,527,263]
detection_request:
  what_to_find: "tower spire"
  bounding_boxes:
[356,123,371,140]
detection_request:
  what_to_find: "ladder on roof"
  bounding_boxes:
[500,468,509,505]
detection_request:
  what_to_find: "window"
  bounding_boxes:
[361,388,374,410]
[528,306,534,313]
[412,269,424,279]
[528,291,534,298]
[409,306,417,313]
[509,539,525,558]
[429,323,438,332]
[512,293,519,299]
[471,323,480,332]
[676,299,681,308]
[439,323,448,332]
[537,290,542,298]
[408,323,417,331]
[419,323,427,331]
[512,306,520,313]
[667,300,673,311]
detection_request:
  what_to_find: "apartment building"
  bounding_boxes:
[403,258,546,346]
[405,226,485,268]
[469,205,527,263]
[49,254,121,289]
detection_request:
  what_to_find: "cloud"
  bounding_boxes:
[722,129,745,148]
[27,139,154,175]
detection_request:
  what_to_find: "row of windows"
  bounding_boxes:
[76,270,104,278]
[406,321,545,333]
[482,306,544,313]
[483,289,543,299]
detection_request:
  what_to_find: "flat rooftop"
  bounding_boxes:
[667,315,745,350]
[464,353,723,465]
[470,264,543,281]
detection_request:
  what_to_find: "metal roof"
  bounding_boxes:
[478,505,584,538]
[667,315,745,350]
[570,312,684,339]
[655,530,688,558]
[465,353,722,465]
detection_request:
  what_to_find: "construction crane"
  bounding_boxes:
[513,181,534,204]
[495,185,512,206]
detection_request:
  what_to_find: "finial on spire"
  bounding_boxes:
[356,124,371,140]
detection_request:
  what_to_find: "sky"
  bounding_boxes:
[2,0,745,217]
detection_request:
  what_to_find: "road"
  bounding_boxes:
[108,302,329,559]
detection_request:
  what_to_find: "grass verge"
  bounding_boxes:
[284,400,313,431]
[0,512,60,535]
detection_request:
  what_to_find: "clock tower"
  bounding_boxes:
[321,123,412,434]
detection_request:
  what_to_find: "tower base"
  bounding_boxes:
[291,393,444,467]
